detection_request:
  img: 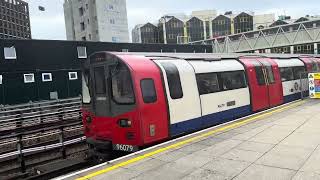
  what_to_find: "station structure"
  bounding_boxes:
[190,19,320,54]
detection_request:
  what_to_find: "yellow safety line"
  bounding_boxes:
[76,100,306,180]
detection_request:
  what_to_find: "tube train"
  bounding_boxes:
[81,52,320,159]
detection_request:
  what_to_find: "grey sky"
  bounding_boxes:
[27,0,320,40]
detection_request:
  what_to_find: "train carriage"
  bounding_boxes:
[273,58,306,103]
[81,52,314,160]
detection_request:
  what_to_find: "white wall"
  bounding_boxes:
[96,0,129,43]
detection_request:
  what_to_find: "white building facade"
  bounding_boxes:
[64,0,129,42]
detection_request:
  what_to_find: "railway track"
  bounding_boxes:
[0,98,89,180]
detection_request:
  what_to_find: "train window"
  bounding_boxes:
[94,67,106,95]
[280,67,294,82]
[0,75,2,85]
[311,60,318,72]
[161,63,183,99]
[265,66,275,84]
[111,63,135,104]
[82,72,91,104]
[255,66,266,85]
[219,71,247,91]
[196,73,220,95]
[293,66,306,80]
[141,79,157,103]
[260,61,275,84]
[251,61,266,85]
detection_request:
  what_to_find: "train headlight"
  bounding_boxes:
[118,119,132,128]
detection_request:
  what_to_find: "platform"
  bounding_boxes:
[59,99,320,180]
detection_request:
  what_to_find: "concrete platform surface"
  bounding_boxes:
[60,99,320,180]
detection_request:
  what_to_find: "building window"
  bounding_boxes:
[112,37,119,42]
[42,73,52,82]
[4,46,17,60]
[108,4,114,10]
[24,73,35,83]
[110,19,115,24]
[79,7,84,16]
[69,72,78,80]
[161,62,183,99]
[80,22,85,31]
[141,79,157,103]
[77,46,87,58]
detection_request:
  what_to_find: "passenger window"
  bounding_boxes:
[219,71,247,91]
[265,66,275,84]
[94,66,106,95]
[196,73,220,95]
[293,66,306,80]
[311,60,318,71]
[111,63,135,104]
[161,63,183,99]
[251,61,266,85]
[261,61,275,84]
[141,79,157,103]
[280,67,294,82]
[255,66,266,85]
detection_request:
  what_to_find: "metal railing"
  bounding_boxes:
[0,97,86,177]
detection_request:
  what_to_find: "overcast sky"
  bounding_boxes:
[27,0,320,41]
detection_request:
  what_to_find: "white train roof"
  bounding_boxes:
[273,58,305,67]
[110,52,318,61]
[189,60,244,73]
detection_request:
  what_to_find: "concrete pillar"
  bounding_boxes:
[314,43,318,54]
[290,46,295,54]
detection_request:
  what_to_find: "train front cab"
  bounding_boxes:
[239,57,283,112]
[82,52,169,159]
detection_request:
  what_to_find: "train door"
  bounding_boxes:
[154,60,202,136]
[259,59,283,107]
[91,64,110,117]
[240,58,283,112]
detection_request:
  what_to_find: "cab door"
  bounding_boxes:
[240,58,283,112]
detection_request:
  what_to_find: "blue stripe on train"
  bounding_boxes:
[283,92,306,103]
[170,105,252,137]
[283,93,300,103]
